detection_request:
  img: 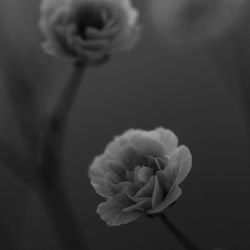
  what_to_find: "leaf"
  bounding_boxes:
[0,18,40,158]
[0,138,37,187]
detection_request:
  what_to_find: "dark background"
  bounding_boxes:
[0,1,249,249]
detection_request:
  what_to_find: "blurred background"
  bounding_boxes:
[0,0,249,249]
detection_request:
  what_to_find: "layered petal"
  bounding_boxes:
[39,0,141,63]
[89,127,192,226]
[148,186,182,214]
[169,145,192,185]
[97,194,141,226]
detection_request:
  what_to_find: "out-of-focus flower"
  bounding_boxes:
[39,0,140,65]
[148,0,246,43]
[89,127,192,226]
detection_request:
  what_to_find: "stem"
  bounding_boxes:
[39,62,87,250]
[39,181,87,250]
[159,213,200,250]
[42,62,86,181]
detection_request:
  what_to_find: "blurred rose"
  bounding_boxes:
[39,0,140,64]
[148,0,246,43]
[89,128,192,226]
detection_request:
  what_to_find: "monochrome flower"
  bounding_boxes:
[148,0,246,43]
[89,127,192,226]
[39,0,141,64]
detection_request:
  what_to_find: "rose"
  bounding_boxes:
[88,127,192,226]
[148,0,246,43]
[39,0,141,65]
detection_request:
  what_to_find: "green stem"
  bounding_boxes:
[159,213,200,250]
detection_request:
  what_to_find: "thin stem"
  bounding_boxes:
[41,63,86,181]
[38,63,87,250]
[159,213,200,250]
[39,181,87,250]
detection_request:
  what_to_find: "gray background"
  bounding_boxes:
[0,1,249,249]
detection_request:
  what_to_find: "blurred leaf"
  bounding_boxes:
[0,18,40,159]
[0,138,37,187]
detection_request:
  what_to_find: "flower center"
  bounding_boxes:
[75,3,111,38]
[141,155,167,172]
[137,166,154,183]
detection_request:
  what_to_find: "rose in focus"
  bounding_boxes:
[39,0,140,64]
[89,128,192,226]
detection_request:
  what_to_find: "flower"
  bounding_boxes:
[39,0,140,65]
[88,127,192,226]
[148,0,246,43]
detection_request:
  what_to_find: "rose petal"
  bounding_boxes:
[129,134,165,157]
[170,145,192,185]
[109,181,134,194]
[123,198,152,213]
[147,186,182,214]
[72,36,110,51]
[152,175,165,208]
[86,24,120,40]
[137,167,154,183]
[104,171,121,185]
[119,144,140,171]
[155,128,178,155]
[103,172,123,195]
[105,159,126,180]
[135,176,155,198]
[157,161,179,194]
[89,156,113,198]
[97,194,141,226]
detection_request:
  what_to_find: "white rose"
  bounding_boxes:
[39,0,141,65]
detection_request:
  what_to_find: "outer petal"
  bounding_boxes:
[170,145,192,185]
[89,155,127,197]
[152,175,164,208]
[157,160,179,194]
[128,134,166,157]
[97,194,141,226]
[155,127,178,155]
[88,157,108,197]
[147,186,182,214]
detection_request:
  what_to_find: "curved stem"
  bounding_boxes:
[159,213,200,250]
[39,63,87,250]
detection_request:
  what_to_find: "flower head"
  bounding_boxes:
[39,0,141,65]
[89,127,192,226]
[148,0,246,43]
